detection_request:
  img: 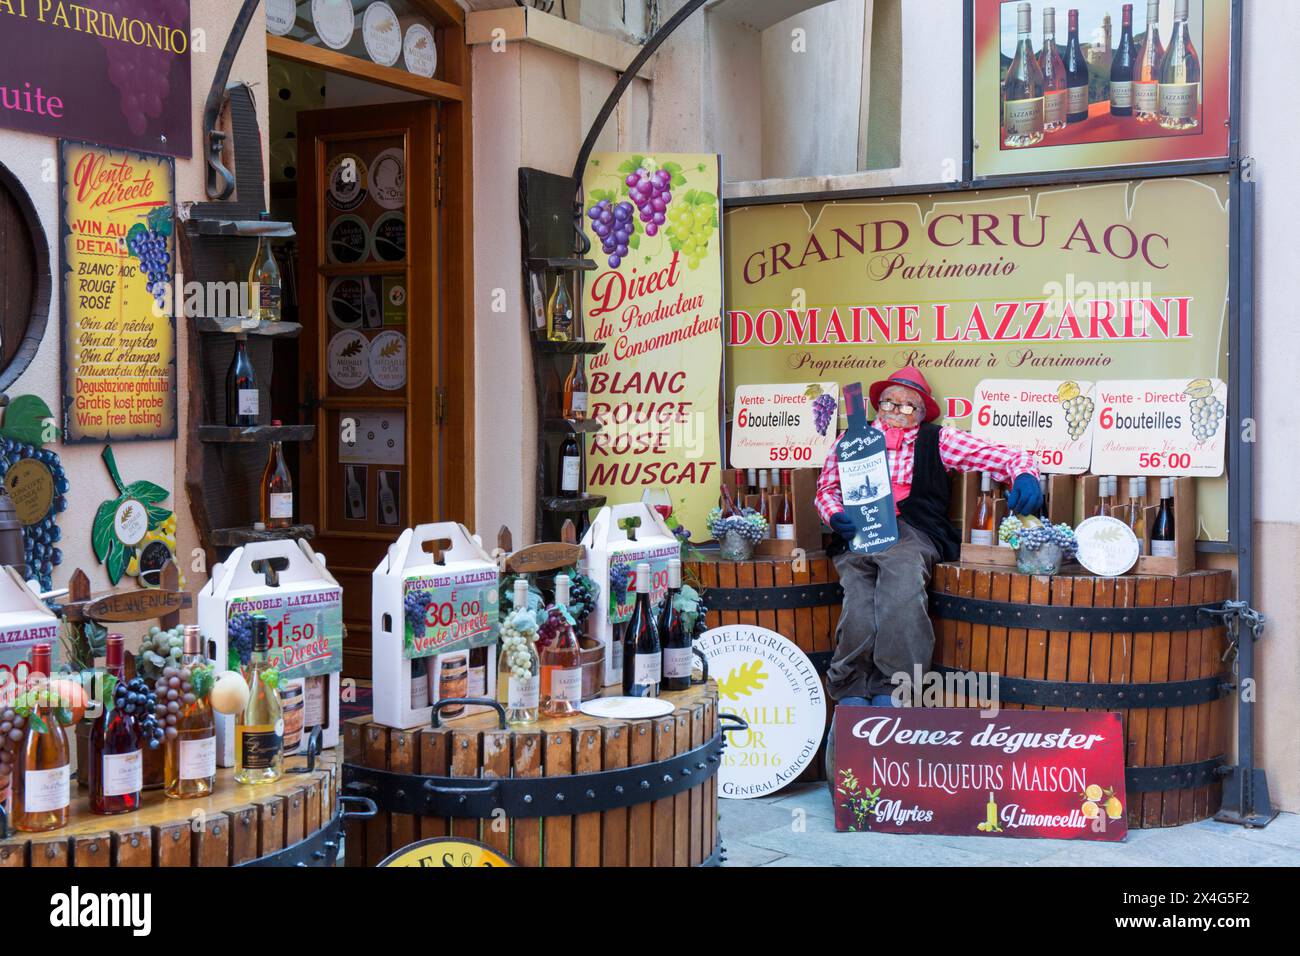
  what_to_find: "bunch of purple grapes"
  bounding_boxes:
[626,167,673,239]
[114,676,165,750]
[128,227,171,311]
[404,589,432,638]
[227,612,254,669]
[98,0,187,137]
[812,393,838,436]
[588,198,636,268]
[608,561,632,609]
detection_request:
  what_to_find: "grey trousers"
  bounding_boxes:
[828,520,940,700]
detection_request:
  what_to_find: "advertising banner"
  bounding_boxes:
[724,175,1230,537]
[401,568,499,660]
[973,0,1230,179]
[0,0,192,157]
[729,382,839,470]
[59,140,177,442]
[972,378,1096,473]
[581,152,724,538]
[832,707,1128,840]
[225,588,344,682]
[1090,376,1226,475]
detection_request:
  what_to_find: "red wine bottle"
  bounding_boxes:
[622,562,661,697]
[558,434,581,499]
[1065,9,1090,123]
[658,559,691,692]
[226,334,259,427]
[89,634,143,815]
[1110,4,1137,116]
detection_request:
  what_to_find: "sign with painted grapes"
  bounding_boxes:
[728,383,840,470]
[226,588,344,681]
[0,395,69,590]
[402,569,499,660]
[0,1,192,157]
[1090,378,1227,477]
[608,543,679,625]
[59,140,177,443]
[832,707,1127,841]
[581,153,724,538]
[971,379,1094,475]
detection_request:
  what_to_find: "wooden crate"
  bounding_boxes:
[931,564,1232,827]
[344,682,720,867]
[1082,476,1197,576]
[959,474,1075,568]
[722,469,823,558]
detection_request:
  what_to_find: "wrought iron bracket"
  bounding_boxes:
[931,592,1228,633]
[238,794,376,868]
[344,730,724,819]
[203,0,262,199]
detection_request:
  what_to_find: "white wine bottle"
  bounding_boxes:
[1134,0,1165,121]
[235,615,284,785]
[1039,7,1068,132]
[1003,2,1046,148]
[498,579,540,725]
[546,274,575,342]
[1159,0,1200,130]
[248,213,283,324]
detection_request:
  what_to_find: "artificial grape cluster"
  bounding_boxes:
[152,663,204,741]
[128,227,172,311]
[0,439,68,591]
[137,624,185,682]
[1188,394,1225,443]
[0,705,24,792]
[608,562,632,609]
[499,612,539,681]
[706,506,768,544]
[587,198,637,269]
[812,392,837,436]
[998,514,1024,546]
[226,612,254,669]
[665,198,715,271]
[535,606,572,650]
[1062,393,1095,440]
[114,676,165,750]
[564,571,599,630]
[1017,523,1079,559]
[404,589,432,638]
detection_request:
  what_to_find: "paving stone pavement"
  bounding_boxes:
[718,782,1300,867]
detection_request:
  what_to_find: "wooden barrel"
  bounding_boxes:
[0,755,341,867]
[930,564,1233,828]
[686,551,842,782]
[343,681,722,867]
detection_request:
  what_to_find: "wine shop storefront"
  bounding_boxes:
[0,0,1296,875]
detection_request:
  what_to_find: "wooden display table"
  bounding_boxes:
[0,750,342,868]
[343,681,723,867]
[930,564,1233,828]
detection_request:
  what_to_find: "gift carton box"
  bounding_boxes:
[0,567,61,811]
[371,522,500,730]
[580,503,679,687]
[199,539,343,767]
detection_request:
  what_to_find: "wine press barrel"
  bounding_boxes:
[930,564,1234,828]
[342,682,726,867]
[0,751,354,867]
[686,551,843,782]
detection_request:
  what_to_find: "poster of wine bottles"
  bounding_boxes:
[59,140,177,442]
[972,0,1230,179]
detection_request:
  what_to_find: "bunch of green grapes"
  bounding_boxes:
[666,199,716,270]
[1185,380,1224,442]
[137,624,186,682]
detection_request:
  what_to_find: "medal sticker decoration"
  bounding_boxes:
[370,211,407,262]
[326,215,370,264]
[265,0,297,36]
[327,276,366,329]
[369,331,407,390]
[370,147,406,210]
[326,154,368,211]
[362,3,403,68]
[92,446,175,586]
[311,0,357,49]
[329,330,371,389]
[1074,516,1141,577]
[0,395,69,591]
[402,22,438,78]
[836,383,899,555]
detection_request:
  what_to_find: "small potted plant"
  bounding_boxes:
[998,515,1079,575]
[707,507,768,561]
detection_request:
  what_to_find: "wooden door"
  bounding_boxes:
[297,103,440,678]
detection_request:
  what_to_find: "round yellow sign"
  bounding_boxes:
[378,837,514,868]
[4,459,54,526]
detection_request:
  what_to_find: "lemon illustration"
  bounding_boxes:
[1057,380,1081,402]
[1184,378,1214,400]
[1081,800,1101,818]
[1105,796,1123,819]
[1084,783,1103,801]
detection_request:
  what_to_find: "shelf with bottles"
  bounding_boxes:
[198,423,316,443]
[720,467,825,558]
[959,472,1076,568]
[208,524,316,548]
[194,315,303,338]
[1081,474,1196,576]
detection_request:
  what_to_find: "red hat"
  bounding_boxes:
[869,366,941,422]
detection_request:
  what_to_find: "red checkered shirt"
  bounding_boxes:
[814,420,1038,523]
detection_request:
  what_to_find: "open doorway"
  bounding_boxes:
[262,54,445,679]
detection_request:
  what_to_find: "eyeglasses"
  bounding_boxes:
[879,401,917,415]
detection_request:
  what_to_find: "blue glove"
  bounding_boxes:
[828,511,856,542]
[1005,473,1043,515]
